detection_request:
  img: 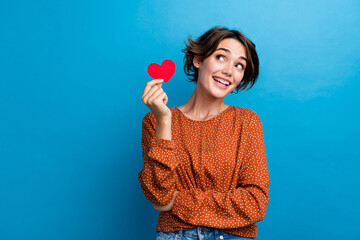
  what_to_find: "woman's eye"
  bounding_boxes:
[216,55,225,61]
[236,63,244,70]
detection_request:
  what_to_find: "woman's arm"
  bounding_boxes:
[138,112,180,206]
[154,115,172,140]
[153,190,179,211]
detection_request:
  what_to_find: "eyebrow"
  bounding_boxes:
[215,48,247,62]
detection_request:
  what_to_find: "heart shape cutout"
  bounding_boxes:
[147,59,176,82]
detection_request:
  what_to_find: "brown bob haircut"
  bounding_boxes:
[182,26,259,93]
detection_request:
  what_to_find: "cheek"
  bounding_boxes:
[234,71,244,83]
[200,62,216,76]
[206,58,222,71]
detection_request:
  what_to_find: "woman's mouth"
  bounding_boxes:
[213,77,231,89]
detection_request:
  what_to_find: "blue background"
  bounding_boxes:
[1,0,360,239]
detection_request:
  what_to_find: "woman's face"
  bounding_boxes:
[194,38,247,98]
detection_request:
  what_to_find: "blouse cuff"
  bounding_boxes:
[171,189,195,223]
[150,136,176,150]
[147,136,179,170]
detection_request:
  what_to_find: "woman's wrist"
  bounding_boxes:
[155,117,172,140]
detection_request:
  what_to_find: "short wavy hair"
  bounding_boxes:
[182,26,259,93]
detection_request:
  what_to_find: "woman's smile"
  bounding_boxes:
[212,76,231,89]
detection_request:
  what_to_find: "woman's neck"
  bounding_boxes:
[178,87,229,120]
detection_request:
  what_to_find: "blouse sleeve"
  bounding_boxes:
[138,112,180,206]
[171,112,270,228]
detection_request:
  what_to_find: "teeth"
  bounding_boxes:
[214,77,230,86]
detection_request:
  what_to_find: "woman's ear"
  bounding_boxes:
[193,55,201,69]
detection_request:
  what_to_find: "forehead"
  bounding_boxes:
[216,38,247,58]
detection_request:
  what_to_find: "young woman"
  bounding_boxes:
[139,26,270,239]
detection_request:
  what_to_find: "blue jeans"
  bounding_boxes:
[156,226,251,240]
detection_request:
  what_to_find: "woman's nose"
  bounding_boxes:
[222,62,233,76]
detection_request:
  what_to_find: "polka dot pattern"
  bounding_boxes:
[138,105,270,239]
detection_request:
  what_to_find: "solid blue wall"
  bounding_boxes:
[1,0,359,239]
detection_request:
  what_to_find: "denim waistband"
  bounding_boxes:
[157,226,249,240]
[177,226,220,240]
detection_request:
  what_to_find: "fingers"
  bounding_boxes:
[154,204,163,211]
[163,92,168,105]
[142,79,165,105]
[143,86,163,105]
[148,91,166,106]
[154,203,170,212]
[141,79,164,101]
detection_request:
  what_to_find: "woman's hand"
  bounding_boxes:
[153,191,179,212]
[141,79,171,122]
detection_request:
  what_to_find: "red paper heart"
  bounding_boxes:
[147,59,175,82]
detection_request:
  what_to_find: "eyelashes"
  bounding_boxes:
[216,55,225,61]
[215,54,244,70]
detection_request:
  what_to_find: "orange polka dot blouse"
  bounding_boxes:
[138,105,270,239]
